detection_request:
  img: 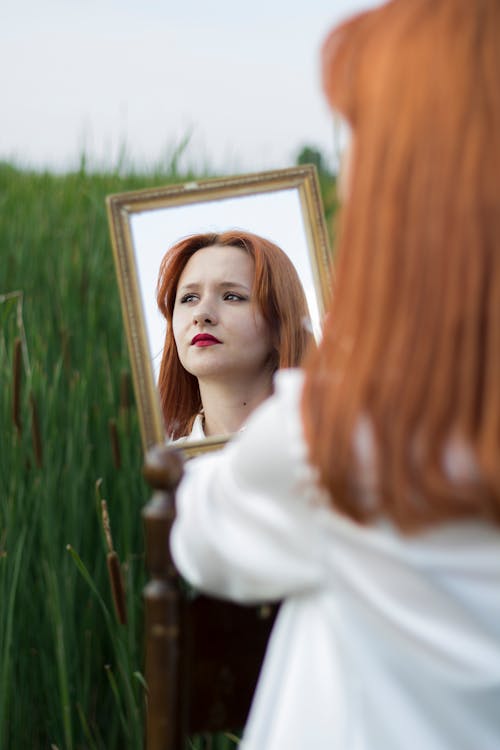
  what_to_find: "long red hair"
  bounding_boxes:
[302,0,500,532]
[157,230,312,438]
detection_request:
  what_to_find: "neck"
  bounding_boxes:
[198,371,274,437]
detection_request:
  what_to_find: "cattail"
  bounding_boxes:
[101,498,114,552]
[30,393,43,468]
[106,553,127,626]
[101,500,127,625]
[108,418,121,469]
[12,337,22,434]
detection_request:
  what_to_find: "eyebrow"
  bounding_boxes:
[177,281,251,293]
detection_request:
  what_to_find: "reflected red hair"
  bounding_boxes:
[302,0,500,531]
[157,230,312,438]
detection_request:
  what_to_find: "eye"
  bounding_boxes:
[223,292,248,302]
[179,293,199,304]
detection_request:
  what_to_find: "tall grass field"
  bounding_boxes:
[0,159,336,749]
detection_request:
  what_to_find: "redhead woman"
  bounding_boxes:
[156,230,312,440]
[170,1,500,748]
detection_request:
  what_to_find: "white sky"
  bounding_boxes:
[2,0,381,174]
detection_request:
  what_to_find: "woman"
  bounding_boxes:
[157,230,312,440]
[171,1,500,748]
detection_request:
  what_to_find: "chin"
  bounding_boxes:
[185,362,228,379]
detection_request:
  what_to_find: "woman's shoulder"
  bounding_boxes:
[239,368,305,444]
[273,367,305,398]
[259,367,306,430]
[228,368,316,495]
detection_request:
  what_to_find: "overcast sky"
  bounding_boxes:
[2,0,381,174]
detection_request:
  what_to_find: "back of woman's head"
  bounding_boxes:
[302,0,500,531]
[157,230,312,438]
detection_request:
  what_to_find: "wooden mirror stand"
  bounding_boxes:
[143,445,277,749]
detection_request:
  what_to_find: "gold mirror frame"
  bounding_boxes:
[106,165,331,457]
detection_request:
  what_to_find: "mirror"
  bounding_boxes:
[106,165,331,457]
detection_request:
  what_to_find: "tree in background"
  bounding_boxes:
[296,145,338,240]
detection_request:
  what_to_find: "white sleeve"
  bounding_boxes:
[170,371,326,603]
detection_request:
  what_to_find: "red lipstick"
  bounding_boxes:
[191,333,222,347]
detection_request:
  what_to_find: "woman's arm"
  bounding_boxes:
[170,371,326,603]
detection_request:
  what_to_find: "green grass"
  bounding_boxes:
[0,161,200,748]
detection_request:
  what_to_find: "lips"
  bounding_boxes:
[191,333,222,347]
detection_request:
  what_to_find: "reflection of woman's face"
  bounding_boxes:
[172,244,273,383]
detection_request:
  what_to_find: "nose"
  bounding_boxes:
[192,306,217,326]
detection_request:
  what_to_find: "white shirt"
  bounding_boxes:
[171,369,500,750]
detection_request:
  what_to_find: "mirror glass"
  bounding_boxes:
[107,166,331,456]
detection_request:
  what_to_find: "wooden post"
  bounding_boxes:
[142,445,184,750]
